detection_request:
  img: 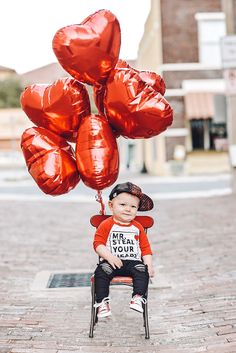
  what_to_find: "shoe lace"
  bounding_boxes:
[94,296,110,309]
[132,295,147,305]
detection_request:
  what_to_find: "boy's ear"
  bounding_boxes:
[108,201,113,211]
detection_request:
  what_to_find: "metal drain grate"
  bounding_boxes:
[47,272,93,288]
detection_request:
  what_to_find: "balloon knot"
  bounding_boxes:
[95,190,106,215]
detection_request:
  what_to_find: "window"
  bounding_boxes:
[195,13,226,65]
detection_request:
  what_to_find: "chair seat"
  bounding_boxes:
[111,276,133,285]
[91,274,133,285]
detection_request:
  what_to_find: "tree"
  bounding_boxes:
[0,78,23,108]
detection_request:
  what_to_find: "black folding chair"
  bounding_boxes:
[89,214,154,339]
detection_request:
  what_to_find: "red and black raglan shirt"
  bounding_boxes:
[93,217,152,261]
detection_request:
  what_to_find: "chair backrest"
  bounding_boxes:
[90,215,154,232]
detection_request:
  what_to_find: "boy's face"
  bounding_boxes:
[108,192,140,224]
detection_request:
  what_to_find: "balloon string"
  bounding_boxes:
[95,190,105,215]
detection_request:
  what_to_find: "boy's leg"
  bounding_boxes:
[94,260,116,302]
[127,260,149,298]
[124,260,149,313]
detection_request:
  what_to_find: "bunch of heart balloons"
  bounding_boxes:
[20,9,173,197]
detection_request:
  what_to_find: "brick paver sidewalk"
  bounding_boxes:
[0,194,236,353]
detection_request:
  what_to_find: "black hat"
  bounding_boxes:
[109,182,153,211]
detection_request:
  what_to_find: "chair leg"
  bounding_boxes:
[89,280,96,338]
[90,278,150,338]
[143,302,150,339]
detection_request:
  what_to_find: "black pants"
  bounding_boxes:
[94,259,149,303]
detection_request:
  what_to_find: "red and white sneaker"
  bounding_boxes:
[129,295,147,313]
[94,297,111,318]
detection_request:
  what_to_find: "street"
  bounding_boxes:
[0,184,236,352]
[0,169,232,202]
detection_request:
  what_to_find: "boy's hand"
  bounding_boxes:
[95,245,123,269]
[148,265,155,277]
[142,254,155,277]
[107,254,123,269]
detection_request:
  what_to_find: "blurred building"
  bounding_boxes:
[0,108,31,151]
[0,65,17,80]
[135,0,234,175]
[0,66,25,153]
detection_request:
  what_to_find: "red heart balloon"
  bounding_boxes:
[116,59,166,95]
[93,59,166,116]
[139,71,166,96]
[52,10,121,85]
[76,114,119,190]
[104,67,173,139]
[21,127,80,195]
[20,78,90,142]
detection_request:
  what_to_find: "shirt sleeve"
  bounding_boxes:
[93,218,111,252]
[137,222,153,257]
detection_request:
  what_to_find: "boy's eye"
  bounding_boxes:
[119,203,137,208]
